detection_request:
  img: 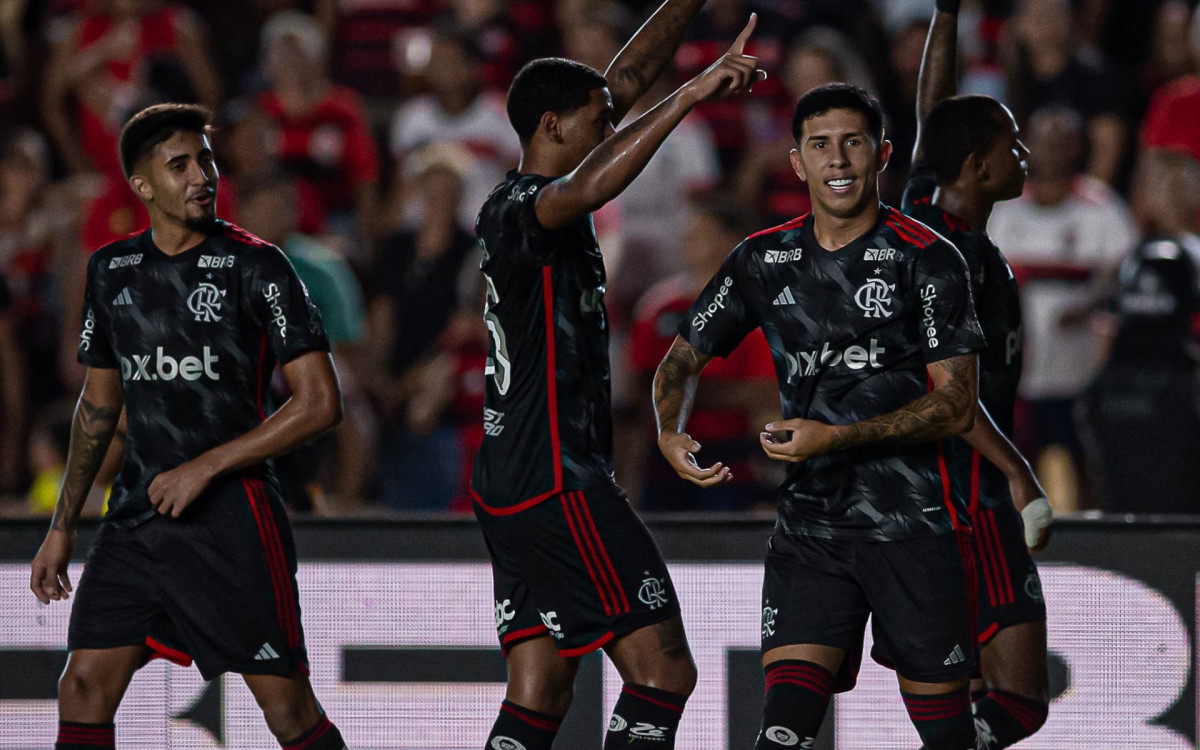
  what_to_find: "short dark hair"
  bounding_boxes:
[922,95,1012,184]
[791,83,884,144]
[118,103,213,179]
[506,58,607,143]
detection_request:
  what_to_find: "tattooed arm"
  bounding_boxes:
[30,367,123,603]
[652,336,733,486]
[605,0,707,126]
[760,354,978,462]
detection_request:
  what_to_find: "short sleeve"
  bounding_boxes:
[250,245,331,364]
[911,240,986,364]
[677,245,758,358]
[77,253,118,369]
[496,175,559,262]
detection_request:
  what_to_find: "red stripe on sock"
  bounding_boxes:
[283,716,332,750]
[501,703,562,733]
[988,691,1045,732]
[622,685,685,714]
[574,491,630,613]
[560,493,613,616]
[765,675,831,694]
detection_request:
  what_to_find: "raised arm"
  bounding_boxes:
[761,353,978,461]
[913,0,960,162]
[652,336,732,486]
[146,351,343,517]
[605,0,707,126]
[536,16,764,231]
[30,366,124,603]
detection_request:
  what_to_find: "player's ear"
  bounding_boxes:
[129,173,153,203]
[789,148,807,182]
[539,110,565,144]
[876,138,892,172]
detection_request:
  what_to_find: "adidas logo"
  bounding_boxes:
[254,642,281,661]
[943,644,966,666]
[112,287,132,307]
[772,287,797,306]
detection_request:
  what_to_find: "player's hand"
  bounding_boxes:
[149,458,217,518]
[1021,497,1053,553]
[759,418,833,462]
[657,432,733,487]
[30,529,74,604]
[681,14,768,103]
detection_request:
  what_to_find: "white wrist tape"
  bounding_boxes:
[1021,497,1053,547]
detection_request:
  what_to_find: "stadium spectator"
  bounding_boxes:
[387,21,518,232]
[1141,5,1200,165]
[255,10,380,247]
[0,271,24,496]
[1002,0,1131,185]
[621,194,777,510]
[326,0,442,102]
[1077,149,1200,514]
[989,105,1139,511]
[364,145,476,511]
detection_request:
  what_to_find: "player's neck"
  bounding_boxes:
[517,147,571,179]
[933,186,992,232]
[149,216,211,256]
[811,201,880,251]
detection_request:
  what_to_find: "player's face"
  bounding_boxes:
[790,108,891,220]
[137,131,219,231]
[984,106,1029,201]
[558,87,615,169]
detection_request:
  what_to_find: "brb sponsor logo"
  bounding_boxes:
[854,278,895,318]
[920,284,940,348]
[198,255,235,269]
[784,339,886,380]
[692,276,734,331]
[187,282,225,322]
[108,254,143,269]
[764,248,803,263]
[863,247,897,261]
[263,283,288,339]
[120,347,220,382]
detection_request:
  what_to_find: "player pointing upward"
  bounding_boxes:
[472,2,764,748]
[30,104,346,750]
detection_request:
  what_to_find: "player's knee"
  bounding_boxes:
[257,694,321,741]
[507,678,575,718]
[57,668,120,720]
[627,653,698,698]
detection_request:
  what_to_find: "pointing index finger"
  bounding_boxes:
[729,12,757,56]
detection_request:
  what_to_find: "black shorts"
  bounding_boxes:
[475,484,681,657]
[762,531,976,686]
[68,474,307,681]
[971,503,1047,645]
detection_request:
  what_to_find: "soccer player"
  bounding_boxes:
[654,83,986,750]
[29,104,347,750]
[472,3,765,748]
[903,2,1053,746]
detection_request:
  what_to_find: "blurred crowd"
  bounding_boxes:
[0,0,1198,518]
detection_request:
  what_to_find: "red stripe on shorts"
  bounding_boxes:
[245,478,301,649]
[574,491,630,613]
[560,492,613,617]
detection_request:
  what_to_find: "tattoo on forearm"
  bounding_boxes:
[652,341,709,434]
[607,0,706,116]
[827,355,974,452]
[51,398,120,531]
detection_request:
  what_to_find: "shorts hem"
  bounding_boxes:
[978,610,1048,647]
[555,604,681,658]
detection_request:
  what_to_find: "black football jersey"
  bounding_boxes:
[681,206,986,541]
[904,161,1023,512]
[78,222,330,524]
[471,172,614,512]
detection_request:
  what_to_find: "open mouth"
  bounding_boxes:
[825,178,854,194]
[189,191,215,206]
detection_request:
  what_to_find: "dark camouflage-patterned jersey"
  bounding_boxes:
[471,172,615,512]
[78,221,330,524]
[682,206,985,540]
